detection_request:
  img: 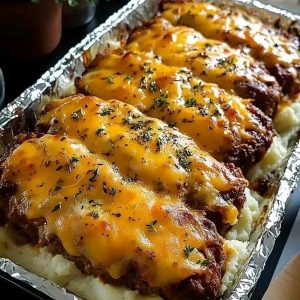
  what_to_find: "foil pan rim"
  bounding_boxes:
[0,1,299,299]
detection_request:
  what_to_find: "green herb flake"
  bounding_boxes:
[192,82,203,94]
[89,199,101,207]
[213,107,222,117]
[156,135,167,152]
[177,147,192,171]
[149,81,158,93]
[184,245,195,258]
[95,128,106,136]
[197,259,210,266]
[71,108,84,120]
[98,107,114,116]
[146,220,158,232]
[124,74,134,82]
[154,97,169,107]
[184,98,198,108]
[102,76,114,84]
[89,211,99,219]
[68,156,79,172]
[153,90,169,107]
[140,76,147,90]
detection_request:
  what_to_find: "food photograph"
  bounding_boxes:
[0,0,300,299]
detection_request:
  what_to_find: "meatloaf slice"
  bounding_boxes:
[0,134,226,300]
[126,18,281,117]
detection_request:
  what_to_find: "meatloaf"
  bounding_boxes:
[126,18,281,117]
[38,95,247,231]
[77,50,274,171]
[0,134,226,300]
[161,0,300,96]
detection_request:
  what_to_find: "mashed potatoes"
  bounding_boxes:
[0,225,249,300]
[0,226,160,300]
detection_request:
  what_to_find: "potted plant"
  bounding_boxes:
[0,0,98,60]
[0,0,63,59]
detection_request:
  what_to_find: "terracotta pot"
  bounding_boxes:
[63,0,96,28]
[0,0,62,60]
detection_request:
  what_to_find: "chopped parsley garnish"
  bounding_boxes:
[130,120,149,131]
[89,211,99,219]
[69,156,79,165]
[206,98,214,106]
[213,107,222,117]
[216,57,236,72]
[140,76,147,90]
[144,63,154,75]
[154,97,169,106]
[153,90,169,107]
[184,245,195,258]
[52,202,62,212]
[192,82,203,94]
[95,128,106,136]
[198,105,208,116]
[102,76,114,84]
[146,220,158,232]
[184,98,198,107]
[98,107,114,116]
[156,135,168,152]
[149,81,158,93]
[124,74,134,82]
[89,199,101,207]
[177,147,192,171]
[71,108,84,120]
[197,259,210,266]
[89,168,99,182]
[140,131,151,142]
[68,156,79,172]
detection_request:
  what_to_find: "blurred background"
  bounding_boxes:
[0,0,129,107]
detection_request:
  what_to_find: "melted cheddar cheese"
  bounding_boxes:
[126,18,276,92]
[2,134,223,288]
[39,95,246,225]
[162,1,300,68]
[77,50,267,161]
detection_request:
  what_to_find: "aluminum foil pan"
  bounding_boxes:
[0,0,300,299]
